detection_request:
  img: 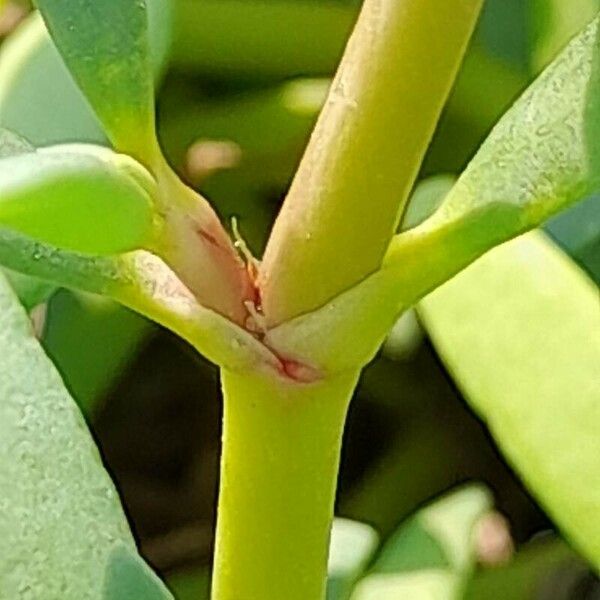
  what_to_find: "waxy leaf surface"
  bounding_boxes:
[0,271,136,598]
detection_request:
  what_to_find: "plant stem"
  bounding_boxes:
[260,0,484,326]
[212,368,360,600]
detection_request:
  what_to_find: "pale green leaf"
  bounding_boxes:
[529,1,600,288]
[418,232,600,568]
[0,144,156,255]
[0,270,136,597]
[33,0,158,161]
[386,13,600,275]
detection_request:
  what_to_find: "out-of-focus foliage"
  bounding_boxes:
[349,486,491,599]
[546,194,600,280]
[419,231,600,565]
[465,537,583,600]
[327,519,379,600]
[43,293,149,416]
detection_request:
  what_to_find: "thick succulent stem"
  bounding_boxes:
[212,368,360,600]
[259,0,484,326]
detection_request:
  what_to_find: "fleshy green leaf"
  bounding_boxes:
[529,1,600,292]
[0,269,136,597]
[33,0,158,162]
[0,1,171,310]
[103,544,173,600]
[327,518,379,600]
[0,144,156,255]
[418,232,600,568]
[349,486,492,600]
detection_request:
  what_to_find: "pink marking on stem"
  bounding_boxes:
[252,282,262,311]
[197,227,221,248]
[277,357,321,384]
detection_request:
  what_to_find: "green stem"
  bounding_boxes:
[212,368,360,600]
[259,0,484,326]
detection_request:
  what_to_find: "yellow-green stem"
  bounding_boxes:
[260,0,484,326]
[212,368,360,600]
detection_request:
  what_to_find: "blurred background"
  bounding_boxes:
[0,0,598,597]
